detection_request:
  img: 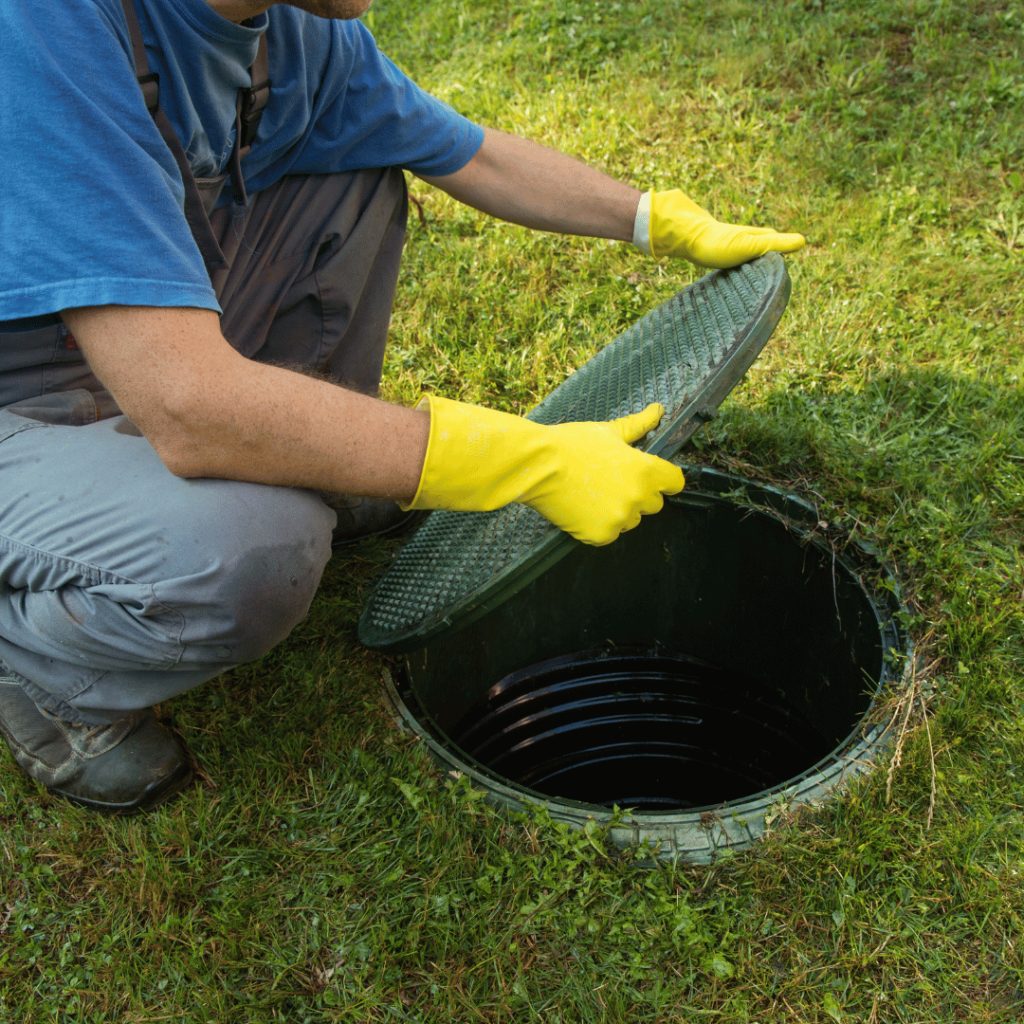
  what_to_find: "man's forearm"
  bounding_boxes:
[418,126,642,242]
[62,305,429,499]
[61,303,686,546]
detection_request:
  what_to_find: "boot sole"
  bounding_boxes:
[51,760,195,815]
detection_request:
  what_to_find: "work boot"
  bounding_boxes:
[0,676,192,813]
[328,494,425,549]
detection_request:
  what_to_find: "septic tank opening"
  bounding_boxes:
[385,468,910,863]
[449,646,836,811]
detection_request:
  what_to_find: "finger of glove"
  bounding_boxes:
[645,452,686,496]
[589,509,643,548]
[574,480,672,546]
[617,445,686,499]
[601,452,685,521]
[689,222,806,269]
[534,456,682,545]
[767,231,806,253]
[725,225,780,238]
[578,509,641,546]
[743,228,805,254]
[625,488,668,528]
[612,403,665,444]
[637,489,667,517]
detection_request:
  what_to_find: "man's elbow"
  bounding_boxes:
[155,441,210,479]
[146,427,213,479]
[127,395,221,480]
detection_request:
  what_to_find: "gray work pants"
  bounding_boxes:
[0,168,408,725]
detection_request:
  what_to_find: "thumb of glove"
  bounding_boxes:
[612,403,667,445]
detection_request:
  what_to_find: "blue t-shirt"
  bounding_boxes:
[0,0,484,322]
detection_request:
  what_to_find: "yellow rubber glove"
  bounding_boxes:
[401,396,685,546]
[635,189,805,268]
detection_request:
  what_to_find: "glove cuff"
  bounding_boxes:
[399,394,438,511]
[632,190,653,256]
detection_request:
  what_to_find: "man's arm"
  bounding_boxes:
[419,126,805,268]
[417,127,642,242]
[61,305,429,499]
[61,303,683,546]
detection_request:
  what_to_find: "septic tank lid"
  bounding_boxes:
[359,252,792,653]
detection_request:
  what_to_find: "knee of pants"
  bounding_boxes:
[217,533,330,663]
[154,489,336,667]
[0,414,337,695]
[0,490,336,680]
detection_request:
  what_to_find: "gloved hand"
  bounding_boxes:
[633,189,805,268]
[401,396,685,546]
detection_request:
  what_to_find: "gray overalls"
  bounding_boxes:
[0,0,408,725]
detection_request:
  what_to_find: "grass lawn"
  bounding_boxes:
[2,0,1023,1020]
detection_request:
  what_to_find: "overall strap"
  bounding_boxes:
[238,30,271,157]
[228,25,271,205]
[120,0,271,269]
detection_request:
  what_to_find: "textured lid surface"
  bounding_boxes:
[359,253,791,652]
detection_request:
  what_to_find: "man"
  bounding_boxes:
[0,0,804,813]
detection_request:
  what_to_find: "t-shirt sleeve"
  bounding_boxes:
[243,17,484,191]
[0,0,219,321]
